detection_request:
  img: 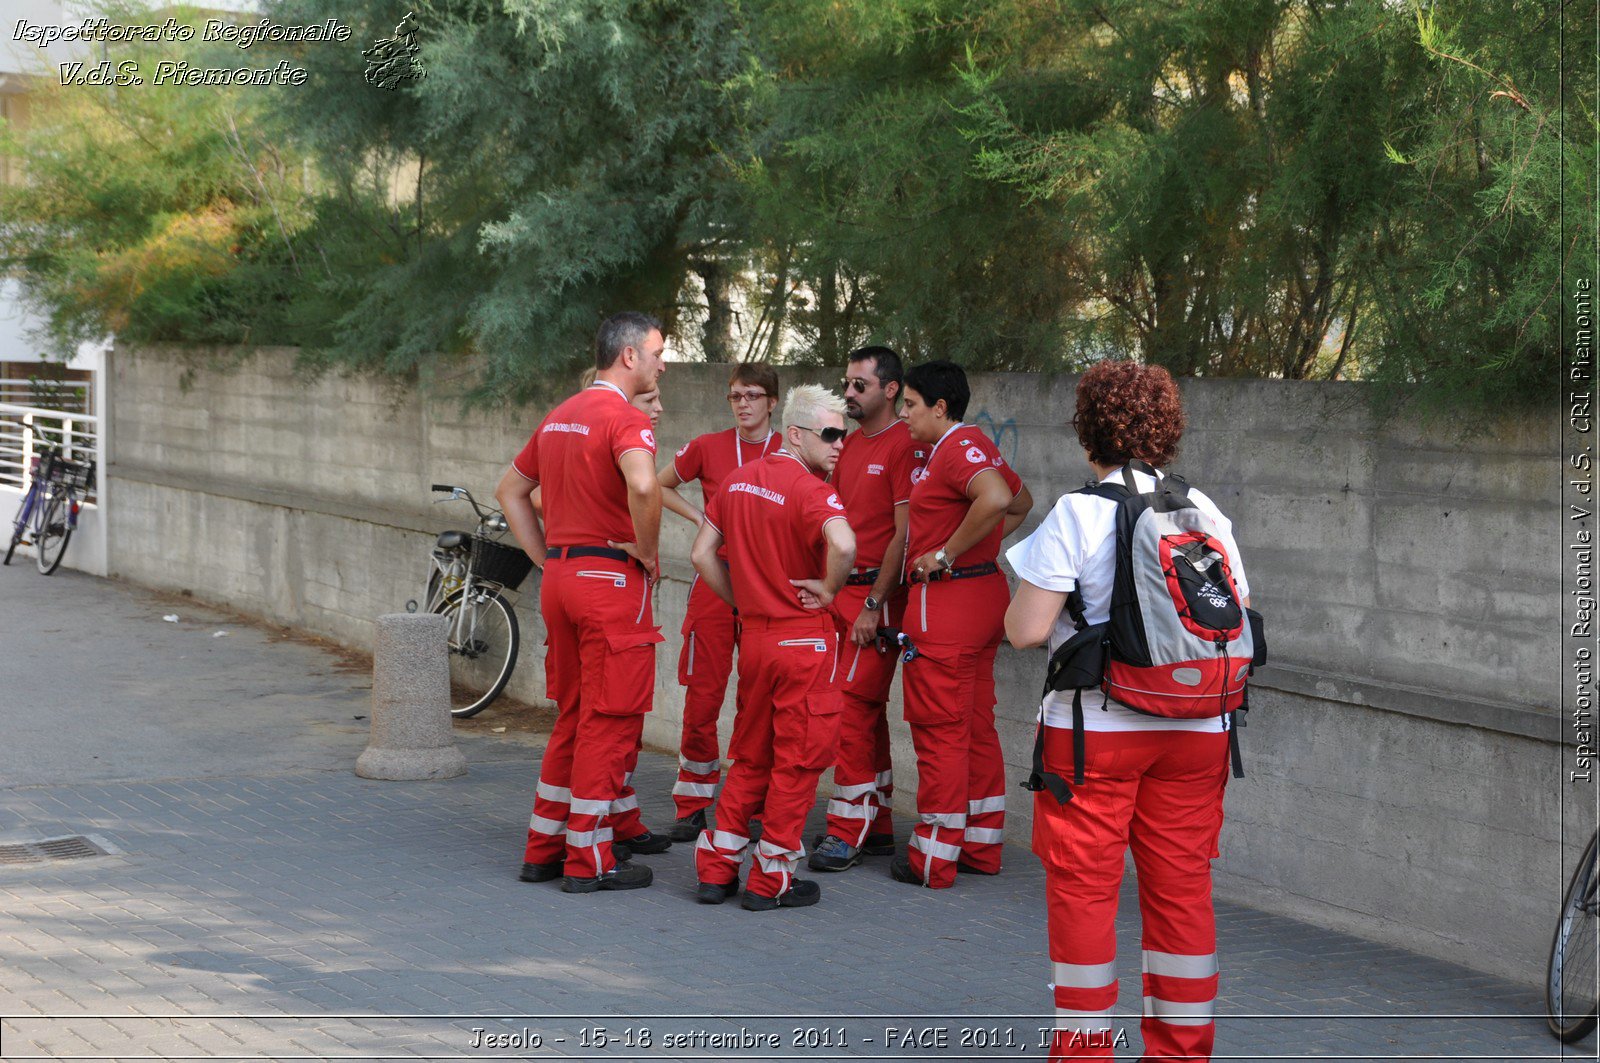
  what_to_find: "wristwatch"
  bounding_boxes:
[934,548,952,570]
[863,595,881,612]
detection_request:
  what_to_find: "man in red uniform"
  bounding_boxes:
[495,311,667,894]
[809,346,924,873]
[658,364,783,842]
[532,372,667,858]
[895,360,1032,890]
[688,384,856,911]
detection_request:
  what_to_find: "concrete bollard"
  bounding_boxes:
[355,613,468,781]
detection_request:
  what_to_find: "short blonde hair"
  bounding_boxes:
[782,383,847,432]
[579,367,598,388]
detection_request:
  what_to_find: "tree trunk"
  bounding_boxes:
[692,258,735,363]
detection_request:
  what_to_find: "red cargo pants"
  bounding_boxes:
[1035,725,1228,1062]
[694,616,841,898]
[822,583,904,845]
[898,574,1008,888]
[673,576,737,818]
[522,556,662,879]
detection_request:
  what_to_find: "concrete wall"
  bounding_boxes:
[106,345,1580,986]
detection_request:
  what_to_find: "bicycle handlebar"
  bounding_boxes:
[428,483,503,528]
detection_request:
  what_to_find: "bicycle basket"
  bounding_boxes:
[47,457,95,492]
[469,535,533,591]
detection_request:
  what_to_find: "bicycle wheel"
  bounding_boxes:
[34,493,71,575]
[1547,832,1599,1042]
[432,587,519,718]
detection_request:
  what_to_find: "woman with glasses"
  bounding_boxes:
[657,364,784,841]
[891,360,1033,889]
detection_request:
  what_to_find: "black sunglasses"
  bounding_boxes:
[799,425,847,445]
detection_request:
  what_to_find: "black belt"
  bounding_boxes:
[546,545,637,567]
[845,568,880,586]
[921,561,998,583]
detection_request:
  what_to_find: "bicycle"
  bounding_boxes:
[406,483,535,718]
[4,446,95,575]
[1547,828,1599,1042]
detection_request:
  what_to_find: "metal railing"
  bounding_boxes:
[0,378,92,414]
[0,402,100,504]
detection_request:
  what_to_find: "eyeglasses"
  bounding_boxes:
[727,391,769,406]
[841,377,873,393]
[799,425,847,445]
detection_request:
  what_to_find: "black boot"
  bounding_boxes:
[561,861,654,893]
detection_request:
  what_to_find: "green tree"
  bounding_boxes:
[0,1,314,356]
[1362,1,1588,408]
[956,0,1415,379]
[729,0,1086,369]
[955,0,1582,402]
[265,0,753,398]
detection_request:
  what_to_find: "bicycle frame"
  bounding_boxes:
[418,484,518,651]
[10,479,41,540]
[8,448,59,551]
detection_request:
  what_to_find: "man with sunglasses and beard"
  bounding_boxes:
[689,385,856,911]
[808,346,926,874]
[658,365,784,843]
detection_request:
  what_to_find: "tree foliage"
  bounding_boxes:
[956,0,1586,403]
[0,0,1584,407]
[723,0,1086,369]
[0,1,314,356]
[263,0,750,400]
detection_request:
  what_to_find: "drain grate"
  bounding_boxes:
[0,835,112,864]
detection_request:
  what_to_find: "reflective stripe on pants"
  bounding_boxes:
[1035,726,1228,1061]
[694,618,840,899]
[824,584,903,845]
[900,573,1008,888]
[523,558,658,879]
[674,579,737,817]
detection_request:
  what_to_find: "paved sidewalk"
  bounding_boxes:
[0,571,1581,1061]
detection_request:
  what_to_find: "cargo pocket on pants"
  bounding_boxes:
[801,690,844,769]
[901,645,975,726]
[598,627,665,715]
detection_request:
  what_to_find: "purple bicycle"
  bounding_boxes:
[4,446,95,575]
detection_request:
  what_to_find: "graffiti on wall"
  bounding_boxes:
[972,409,1020,466]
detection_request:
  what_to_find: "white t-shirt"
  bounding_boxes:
[1005,467,1250,733]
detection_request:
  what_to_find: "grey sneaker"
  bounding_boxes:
[807,834,863,873]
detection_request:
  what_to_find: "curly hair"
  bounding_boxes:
[1074,360,1185,468]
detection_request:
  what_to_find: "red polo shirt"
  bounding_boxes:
[833,419,924,570]
[906,422,1021,567]
[704,451,849,620]
[673,427,783,497]
[513,383,657,548]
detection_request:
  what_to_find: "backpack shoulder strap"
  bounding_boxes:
[1074,480,1128,503]
[1067,481,1131,625]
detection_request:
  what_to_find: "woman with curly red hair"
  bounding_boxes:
[1004,361,1251,1062]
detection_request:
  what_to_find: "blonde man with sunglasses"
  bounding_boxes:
[689,384,856,910]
